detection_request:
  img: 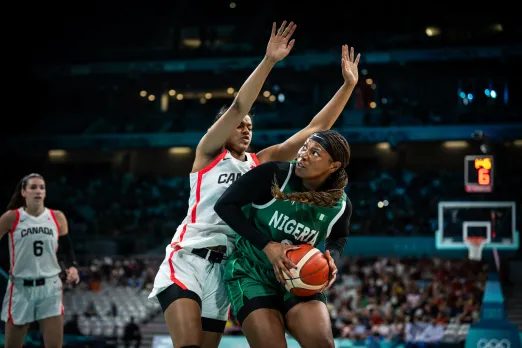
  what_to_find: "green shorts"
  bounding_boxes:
[224,250,326,324]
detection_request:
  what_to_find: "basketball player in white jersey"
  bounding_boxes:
[0,173,80,348]
[149,20,361,348]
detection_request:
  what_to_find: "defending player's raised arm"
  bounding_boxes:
[256,45,360,164]
[195,21,297,160]
[0,210,17,241]
[215,161,289,250]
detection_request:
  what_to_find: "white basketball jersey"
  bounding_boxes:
[7,208,61,279]
[171,150,259,252]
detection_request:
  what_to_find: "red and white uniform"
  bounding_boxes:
[1,208,64,325]
[149,150,259,321]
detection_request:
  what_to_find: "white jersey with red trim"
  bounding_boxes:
[7,208,61,279]
[171,149,259,251]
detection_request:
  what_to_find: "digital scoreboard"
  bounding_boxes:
[464,155,494,193]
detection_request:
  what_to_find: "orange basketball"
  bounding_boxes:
[283,244,330,296]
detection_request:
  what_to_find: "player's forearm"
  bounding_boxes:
[58,234,78,268]
[308,82,355,131]
[215,202,271,250]
[195,56,277,157]
[325,236,347,265]
[232,56,276,115]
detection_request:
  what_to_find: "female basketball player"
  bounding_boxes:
[215,130,352,348]
[149,20,360,348]
[0,173,79,348]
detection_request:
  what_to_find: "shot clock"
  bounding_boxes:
[464,155,494,193]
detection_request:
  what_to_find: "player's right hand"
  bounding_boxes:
[265,21,297,62]
[262,241,299,284]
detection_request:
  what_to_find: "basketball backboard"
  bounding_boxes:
[435,201,519,252]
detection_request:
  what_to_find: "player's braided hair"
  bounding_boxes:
[271,130,350,207]
[7,173,45,210]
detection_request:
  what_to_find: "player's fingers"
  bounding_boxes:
[277,21,287,36]
[271,22,276,37]
[354,53,361,66]
[273,264,284,284]
[279,259,294,279]
[327,274,337,289]
[284,23,296,40]
[281,255,296,269]
[284,244,300,252]
[286,244,300,251]
[279,266,288,284]
[286,39,296,50]
[281,21,294,37]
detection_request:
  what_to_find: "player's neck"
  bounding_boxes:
[301,177,327,191]
[24,205,45,217]
[228,150,247,161]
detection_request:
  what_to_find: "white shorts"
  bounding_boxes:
[149,246,229,323]
[1,275,63,325]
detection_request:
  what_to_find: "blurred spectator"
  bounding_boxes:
[84,301,98,318]
[64,313,83,336]
[123,317,142,348]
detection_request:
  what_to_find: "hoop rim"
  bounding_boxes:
[465,236,487,246]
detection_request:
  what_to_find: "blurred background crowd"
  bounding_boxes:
[1,3,520,347]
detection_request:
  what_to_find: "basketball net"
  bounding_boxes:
[465,237,486,261]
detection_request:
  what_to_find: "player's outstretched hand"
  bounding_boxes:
[263,241,299,284]
[265,21,297,62]
[341,45,361,86]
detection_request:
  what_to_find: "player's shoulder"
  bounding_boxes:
[1,209,19,221]
[339,193,351,204]
[47,208,66,220]
[0,210,19,232]
[256,160,291,170]
[333,193,351,210]
[253,161,291,176]
[341,196,353,216]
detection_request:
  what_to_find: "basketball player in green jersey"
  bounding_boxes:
[215,130,351,348]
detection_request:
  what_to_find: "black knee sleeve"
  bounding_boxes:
[157,283,202,312]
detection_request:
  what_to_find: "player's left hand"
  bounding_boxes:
[322,250,337,291]
[341,45,361,86]
[66,267,80,284]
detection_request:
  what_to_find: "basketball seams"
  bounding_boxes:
[284,248,322,280]
[295,249,321,269]
[285,248,329,281]
[289,263,329,281]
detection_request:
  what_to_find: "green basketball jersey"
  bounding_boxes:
[236,162,347,267]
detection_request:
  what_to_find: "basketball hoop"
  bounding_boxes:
[465,237,487,261]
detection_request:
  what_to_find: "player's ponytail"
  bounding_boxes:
[6,173,45,210]
[271,130,350,207]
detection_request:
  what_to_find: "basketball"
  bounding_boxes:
[283,244,330,296]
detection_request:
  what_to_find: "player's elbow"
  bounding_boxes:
[229,98,249,116]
